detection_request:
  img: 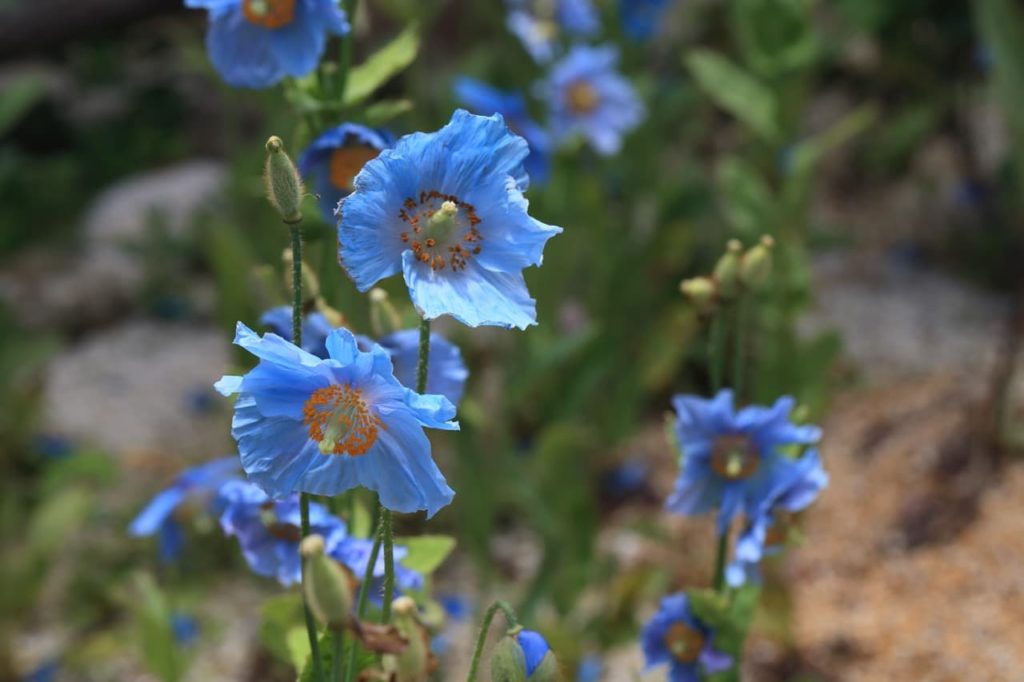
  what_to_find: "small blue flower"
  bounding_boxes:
[298,123,395,222]
[506,0,600,63]
[215,323,458,516]
[641,593,733,682]
[260,306,336,358]
[516,630,554,678]
[217,479,347,585]
[725,448,828,587]
[454,77,552,184]
[619,0,672,40]
[130,457,240,562]
[337,110,562,330]
[185,0,349,89]
[538,45,645,156]
[666,389,821,535]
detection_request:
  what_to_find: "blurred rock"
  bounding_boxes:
[0,161,226,331]
[41,320,231,461]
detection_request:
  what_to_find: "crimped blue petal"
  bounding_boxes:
[205,9,284,88]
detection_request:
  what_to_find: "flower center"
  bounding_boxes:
[664,622,705,664]
[710,434,759,480]
[329,146,379,191]
[567,81,599,114]
[303,384,382,457]
[259,503,302,541]
[398,190,484,272]
[242,0,296,29]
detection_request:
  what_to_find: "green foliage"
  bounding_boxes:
[131,573,187,682]
[344,26,421,107]
[397,534,457,574]
[299,630,373,682]
[260,592,308,668]
[688,586,761,682]
[731,0,817,77]
[685,50,780,142]
[0,74,46,137]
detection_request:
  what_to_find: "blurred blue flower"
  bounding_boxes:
[297,123,394,222]
[260,306,336,358]
[129,457,240,562]
[539,45,645,156]
[185,0,349,88]
[338,110,562,329]
[21,661,59,682]
[641,593,732,682]
[332,536,423,598]
[439,593,472,620]
[665,389,821,535]
[454,77,552,183]
[217,479,346,585]
[373,329,469,407]
[171,613,200,646]
[576,653,603,682]
[600,458,649,498]
[725,448,828,587]
[32,433,73,459]
[619,0,671,40]
[215,324,458,516]
[516,629,553,678]
[506,0,599,62]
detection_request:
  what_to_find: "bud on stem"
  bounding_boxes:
[264,136,304,224]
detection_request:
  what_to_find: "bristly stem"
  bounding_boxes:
[709,311,725,392]
[380,510,395,622]
[344,502,382,681]
[466,600,519,682]
[416,317,431,394]
[291,223,324,682]
[336,0,357,103]
[732,296,747,400]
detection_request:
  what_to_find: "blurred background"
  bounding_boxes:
[1,0,1023,680]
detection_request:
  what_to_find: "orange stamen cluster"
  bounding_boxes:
[242,0,296,29]
[329,146,379,191]
[567,80,599,114]
[398,190,484,272]
[303,384,382,457]
[665,622,705,663]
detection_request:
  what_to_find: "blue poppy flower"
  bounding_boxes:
[619,0,672,40]
[642,593,733,682]
[725,448,828,587]
[185,0,349,89]
[454,77,552,184]
[538,45,645,156]
[506,0,599,63]
[217,479,347,585]
[516,630,555,678]
[665,389,821,535]
[130,457,240,562]
[337,109,562,329]
[214,323,458,516]
[297,123,395,222]
[260,306,336,358]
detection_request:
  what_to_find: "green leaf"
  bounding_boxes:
[685,50,779,142]
[0,75,46,137]
[344,26,420,106]
[286,626,312,672]
[132,573,186,682]
[732,0,817,77]
[298,630,374,682]
[396,534,456,574]
[259,592,306,668]
[363,99,414,126]
[28,487,93,559]
[787,103,877,184]
[715,156,776,238]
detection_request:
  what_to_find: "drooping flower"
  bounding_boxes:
[214,323,458,516]
[725,448,828,587]
[454,77,552,184]
[641,593,733,682]
[260,307,469,406]
[184,0,349,89]
[297,123,394,222]
[217,480,423,589]
[129,457,240,562]
[506,0,600,63]
[260,306,336,358]
[538,45,645,156]
[337,109,562,329]
[515,630,558,678]
[665,389,822,534]
[619,0,672,41]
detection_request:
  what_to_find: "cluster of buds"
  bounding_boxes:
[679,235,775,316]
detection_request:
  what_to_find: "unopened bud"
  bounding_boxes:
[713,239,743,300]
[490,634,527,682]
[369,288,402,337]
[679,277,717,316]
[302,538,353,630]
[529,652,562,682]
[264,136,304,224]
[739,235,774,290]
[383,596,433,682]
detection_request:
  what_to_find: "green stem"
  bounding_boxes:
[336,0,357,105]
[732,297,746,400]
[466,601,519,682]
[415,317,431,394]
[713,528,729,593]
[343,503,382,682]
[291,222,325,682]
[332,630,344,682]
[709,312,725,392]
[380,510,395,623]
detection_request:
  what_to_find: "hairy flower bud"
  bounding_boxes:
[301,534,353,630]
[383,596,434,682]
[490,634,528,682]
[529,652,562,682]
[739,235,775,290]
[264,135,304,224]
[369,287,402,337]
[713,239,743,300]
[679,277,717,316]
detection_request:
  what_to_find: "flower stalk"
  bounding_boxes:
[466,600,520,682]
